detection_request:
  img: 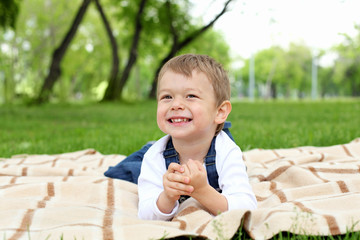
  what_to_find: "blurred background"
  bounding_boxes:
[1,0,359,104]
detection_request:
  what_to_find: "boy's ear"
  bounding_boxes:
[215,100,232,124]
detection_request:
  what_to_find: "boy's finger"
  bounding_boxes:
[170,183,193,194]
[168,162,184,173]
[187,159,203,171]
[168,172,190,184]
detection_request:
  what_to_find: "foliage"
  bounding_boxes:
[241,46,287,98]
[333,24,360,96]
[286,43,312,96]
[231,24,360,100]
[0,0,232,103]
[0,0,21,29]
[1,1,360,103]
[239,43,313,99]
[181,29,231,69]
[0,0,89,102]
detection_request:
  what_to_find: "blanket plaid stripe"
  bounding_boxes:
[0,139,360,240]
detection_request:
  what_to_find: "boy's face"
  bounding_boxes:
[157,70,220,141]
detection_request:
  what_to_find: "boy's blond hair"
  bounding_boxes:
[157,54,231,134]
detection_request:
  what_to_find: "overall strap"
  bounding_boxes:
[163,138,186,203]
[163,137,221,194]
[164,137,179,166]
[204,137,221,192]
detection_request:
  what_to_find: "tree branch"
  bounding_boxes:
[165,0,178,47]
[148,0,234,98]
[178,0,233,49]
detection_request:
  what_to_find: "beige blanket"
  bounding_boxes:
[1,139,360,240]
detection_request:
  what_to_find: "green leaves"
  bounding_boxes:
[0,0,21,29]
[333,24,360,96]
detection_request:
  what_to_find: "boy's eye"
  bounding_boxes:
[161,95,172,100]
[186,94,197,98]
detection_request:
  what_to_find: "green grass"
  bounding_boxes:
[0,101,162,158]
[1,99,360,239]
[0,99,359,158]
[230,99,360,151]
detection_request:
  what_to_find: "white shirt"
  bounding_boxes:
[137,131,257,220]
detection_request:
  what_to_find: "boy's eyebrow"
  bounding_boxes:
[158,87,203,93]
[157,88,169,94]
[185,87,202,93]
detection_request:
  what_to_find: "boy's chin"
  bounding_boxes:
[167,131,195,141]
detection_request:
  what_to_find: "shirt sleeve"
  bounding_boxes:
[137,136,179,220]
[216,132,258,211]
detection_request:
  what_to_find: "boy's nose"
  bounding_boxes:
[171,98,184,110]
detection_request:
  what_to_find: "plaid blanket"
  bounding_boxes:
[1,139,360,240]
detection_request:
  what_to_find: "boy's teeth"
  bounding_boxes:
[172,118,188,123]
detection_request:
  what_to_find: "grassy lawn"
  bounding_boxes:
[0,99,359,158]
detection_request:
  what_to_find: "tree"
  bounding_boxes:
[241,46,287,99]
[0,0,21,103]
[100,0,233,101]
[148,0,234,99]
[240,43,313,99]
[94,0,120,101]
[36,0,91,103]
[102,0,147,101]
[1,0,233,103]
[333,25,360,96]
[318,65,337,97]
[0,0,20,29]
[0,0,91,103]
[124,19,232,100]
[285,43,312,98]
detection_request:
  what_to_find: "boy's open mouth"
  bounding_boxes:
[168,118,192,123]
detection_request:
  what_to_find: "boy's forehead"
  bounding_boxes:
[160,69,209,82]
[158,70,214,93]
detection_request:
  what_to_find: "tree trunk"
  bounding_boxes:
[94,0,121,102]
[346,64,360,97]
[36,0,91,104]
[148,0,233,99]
[265,58,277,99]
[271,82,277,99]
[351,81,360,96]
[102,0,147,101]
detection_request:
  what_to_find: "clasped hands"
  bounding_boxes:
[162,159,208,202]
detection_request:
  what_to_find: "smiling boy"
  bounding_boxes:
[137,54,257,220]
